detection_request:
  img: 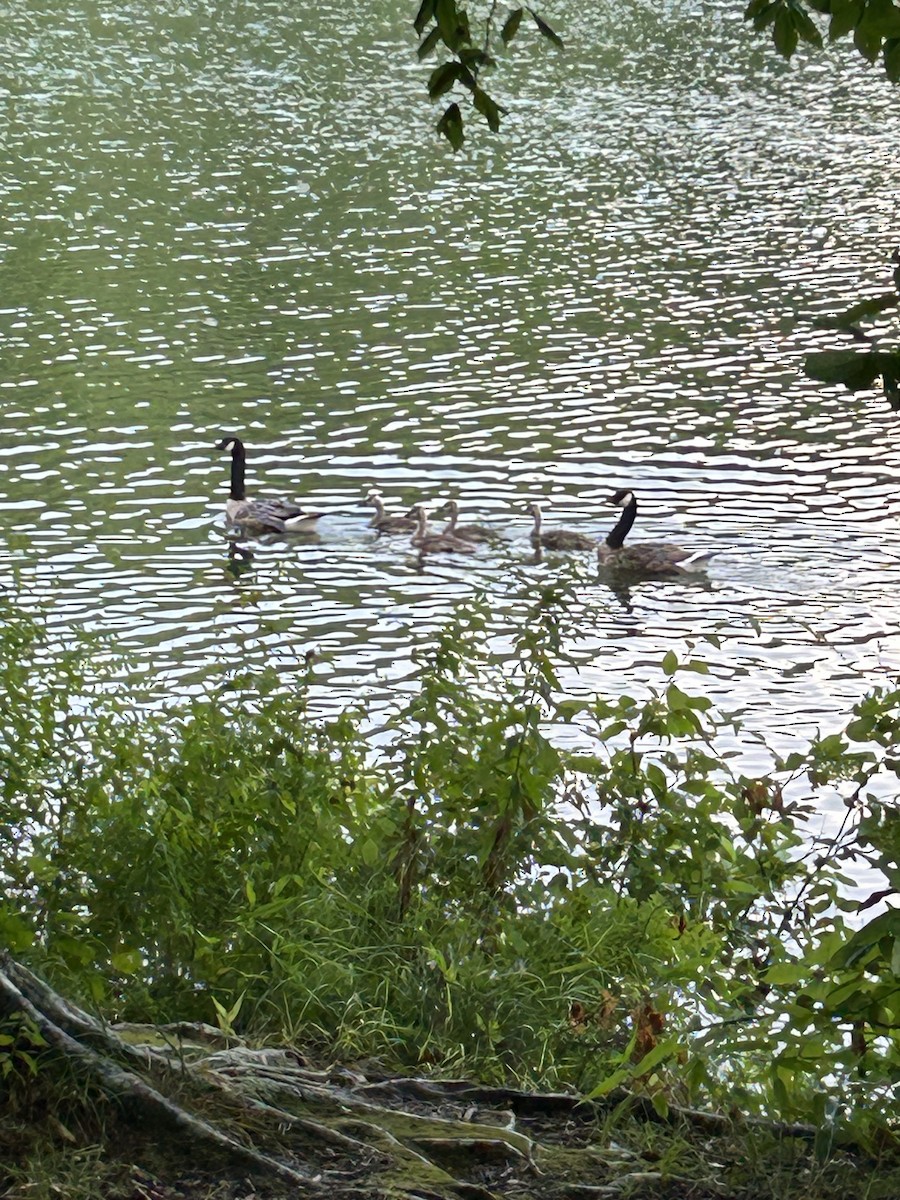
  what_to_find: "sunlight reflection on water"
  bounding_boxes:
[1,2,900,894]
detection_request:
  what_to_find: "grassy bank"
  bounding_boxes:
[0,575,897,1171]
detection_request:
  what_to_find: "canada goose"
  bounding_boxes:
[407,504,478,555]
[598,490,714,574]
[217,437,323,535]
[437,499,496,543]
[527,502,596,551]
[365,490,417,533]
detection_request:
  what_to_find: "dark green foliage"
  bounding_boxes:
[437,102,465,149]
[413,3,561,148]
[744,0,900,78]
[804,348,900,391]
[804,252,900,409]
[501,8,524,44]
[529,10,564,49]
[0,586,898,1131]
[416,0,898,152]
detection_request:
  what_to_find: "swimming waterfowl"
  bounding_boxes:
[366,490,417,534]
[598,490,714,574]
[528,501,596,551]
[217,437,323,535]
[407,504,478,555]
[437,499,496,544]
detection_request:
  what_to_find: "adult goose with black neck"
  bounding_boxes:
[598,490,714,575]
[217,437,323,536]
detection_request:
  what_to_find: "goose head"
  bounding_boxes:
[526,500,545,531]
[610,489,635,508]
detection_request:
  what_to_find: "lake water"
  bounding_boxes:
[2,1,900,855]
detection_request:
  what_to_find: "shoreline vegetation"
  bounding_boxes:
[0,576,897,1197]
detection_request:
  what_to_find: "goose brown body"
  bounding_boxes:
[366,491,417,533]
[439,499,495,543]
[408,505,478,555]
[598,490,714,575]
[217,437,323,535]
[528,502,595,551]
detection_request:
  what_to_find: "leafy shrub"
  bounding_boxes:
[0,582,897,1135]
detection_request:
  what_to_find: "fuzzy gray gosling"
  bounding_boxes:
[366,490,417,533]
[527,501,595,551]
[438,499,495,543]
[407,504,478,555]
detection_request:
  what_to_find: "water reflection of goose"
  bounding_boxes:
[408,504,478,555]
[528,501,596,551]
[438,499,496,543]
[217,437,323,535]
[366,490,416,533]
[598,490,714,575]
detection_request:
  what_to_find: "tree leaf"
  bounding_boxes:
[764,962,808,985]
[862,0,900,37]
[753,1,781,28]
[829,0,864,37]
[662,650,678,676]
[502,7,524,43]
[684,659,710,674]
[414,0,438,37]
[587,1065,632,1098]
[633,1034,681,1077]
[530,9,564,48]
[459,47,496,69]
[428,61,463,99]
[436,0,470,50]
[437,102,465,150]
[828,910,900,968]
[885,35,900,78]
[854,17,883,59]
[792,6,824,44]
[110,948,143,975]
[774,4,800,55]
[805,349,900,391]
[417,27,442,59]
[813,291,899,328]
[473,86,506,132]
[0,912,34,952]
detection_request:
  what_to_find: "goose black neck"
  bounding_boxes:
[606,495,637,549]
[226,439,246,500]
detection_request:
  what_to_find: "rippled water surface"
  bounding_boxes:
[2,0,900,822]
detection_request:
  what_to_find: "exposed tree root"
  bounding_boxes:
[1,954,887,1200]
[0,959,318,1192]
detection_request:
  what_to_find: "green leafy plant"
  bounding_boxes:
[0,583,897,1135]
[414,1,563,149]
[804,251,900,409]
[745,0,900,81]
